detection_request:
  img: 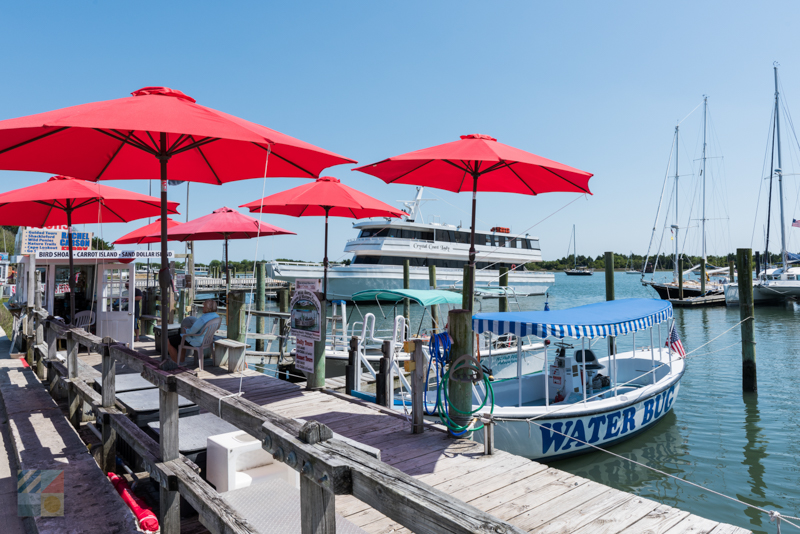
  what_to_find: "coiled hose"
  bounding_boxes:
[427,333,494,436]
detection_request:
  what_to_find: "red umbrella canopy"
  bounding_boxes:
[152,207,295,242]
[0,87,355,183]
[0,175,179,226]
[240,176,407,218]
[352,134,592,195]
[114,217,182,245]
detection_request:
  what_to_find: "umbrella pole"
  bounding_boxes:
[323,208,330,301]
[67,206,76,325]
[159,134,170,364]
[467,173,479,313]
[225,235,230,292]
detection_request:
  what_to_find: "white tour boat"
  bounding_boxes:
[266,187,554,300]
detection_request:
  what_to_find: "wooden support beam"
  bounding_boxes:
[301,475,336,534]
[256,261,266,353]
[66,333,81,430]
[159,375,181,534]
[737,248,757,392]
[100,341,117,474]
[411,338,425,434]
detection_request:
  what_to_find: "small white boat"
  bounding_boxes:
[464,299,683,460]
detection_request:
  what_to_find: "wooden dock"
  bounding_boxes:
[5,298,752,534]
[668,294,727,307]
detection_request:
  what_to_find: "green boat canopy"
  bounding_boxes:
[351,289,463,307]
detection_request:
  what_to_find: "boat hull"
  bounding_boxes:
[476,378,681,461]
[724,282,792,305]
[267,262,553,300]
[642,280,722,300]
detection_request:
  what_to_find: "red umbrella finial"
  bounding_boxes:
[460,134,497,141]
[317,176,340,183]
[131,87,197,103]
[48,175,77,182]
[212,207,236,214]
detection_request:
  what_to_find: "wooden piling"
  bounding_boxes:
[729,259,735,282]
[278,288,289,359]
[256,261,266,352]
[755,251,761,278]
[605,252,615,355]
[300,476,336,534]
[159,376,180,534]
[737,248,757,392]
[66,332,81,430]
[411,338,425,434]
[100,340,117,474]
[345,336,358,395]
[403,259,410,326]
[145,288,157,335]
[461,265,473,311]
[499,267,509,313]
[307,293,327,390]
[428,264,439,331]
[177,289,186,322]
[678,258,684,300]
[226,290,246,343]
[377,340,393,407]
[448,309,473,436]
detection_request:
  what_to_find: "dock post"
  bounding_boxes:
[461,265,473,310]
[34,286,45,379]
[448,309,473,437]
[177,289,186,322]
[345,336,358,395]
[483,414,495,455]
[428,264,440,331]
[300,476,336,534]
[411,338,425,434]
[25,253,35,365]
[45,324,58,397]
[700,260,707,296]
[99,339,117,474]
[227,290,246,343]
[737,248,757,392]
[678,258,684,300]
[66,332,81,430]
[729,258,735,282]
[256,261,266,352]
[186,242,195,306]
[499,267,509,313]
[403,259,410,326]
[377,340,393,407]
[159,376,180,534]
[278,288,289,363]
[605,252,616,355]
[145,288,156,335]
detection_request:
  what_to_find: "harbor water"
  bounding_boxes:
[219,272,798,532]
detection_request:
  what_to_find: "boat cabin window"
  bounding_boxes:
[788,274,796,281]
[497,236,506,247]
[352,255,519,270]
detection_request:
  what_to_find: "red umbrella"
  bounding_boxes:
[0,175,180,323]
[148,207,295,288]
[0,86,354,359]
[241,176,406,299]
[114,218,182,245]
[353,134,593,310]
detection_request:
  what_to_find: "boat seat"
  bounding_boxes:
[574,349,604,370]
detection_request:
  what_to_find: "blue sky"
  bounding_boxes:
[2,1,800,264]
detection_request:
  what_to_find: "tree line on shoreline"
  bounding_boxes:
[525,252,787,271]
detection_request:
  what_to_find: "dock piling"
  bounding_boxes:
[605,252,616,355]
[66,332,81,430]
[158,375,180,534]
[737,248,757,392]
[411,338,425,434]
[461,265,473,310]
[99,339,117,474]
[177,289,186,322]
[256,261,266,352]
[729,258,735,282]
[483,414,495,455]
[448,309,473,437]
[377,340,393,407]
[403,259,410,326]
[227,290,246,343]
[308,295,327,390]
[345,336,358,395]
[428,264,439,331]
[499,266,509,313]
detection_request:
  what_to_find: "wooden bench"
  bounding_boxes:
[213,338,248,372]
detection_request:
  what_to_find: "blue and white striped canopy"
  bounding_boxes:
[473,298,673,339]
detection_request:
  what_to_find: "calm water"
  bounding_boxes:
[223,274,799,532]
[545,272,799,534]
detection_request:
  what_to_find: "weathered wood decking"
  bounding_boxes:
[11,327,751,534]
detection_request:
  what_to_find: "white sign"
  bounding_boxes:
[294,336,315,373]
[35,250,175,260]
[290,289,321,341]
[55,282,71,295]
[295,278,321,292]
[20,227,93,254]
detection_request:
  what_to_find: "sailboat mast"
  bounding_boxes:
[674,125,680,280]
[573,224,577,269]
[702,96,708,268]
[774,65,789,274]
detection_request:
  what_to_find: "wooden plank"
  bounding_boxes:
[486,476,592,522]
[707,525,751,534]
[469,470,580,511]
[662,515,721,534]
[570,495,662,534]
[507,482,611,530]
[533,489,635,534]
[160,379,181,534]
[617,504,691,534]
[66,333,81,429]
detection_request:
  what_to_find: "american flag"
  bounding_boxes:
[666,323,686,358]
[793,219,800,228]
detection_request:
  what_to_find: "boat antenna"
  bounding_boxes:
[400,186,433,223]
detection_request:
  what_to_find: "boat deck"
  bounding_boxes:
[15,334,751,534]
